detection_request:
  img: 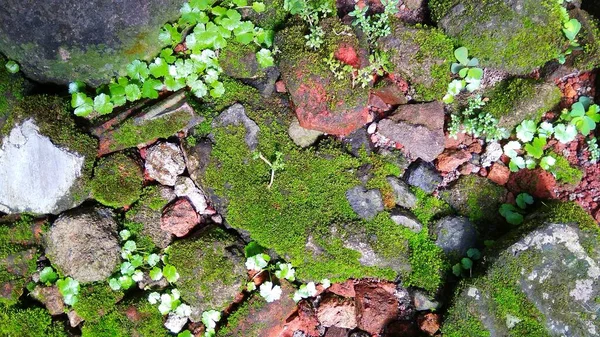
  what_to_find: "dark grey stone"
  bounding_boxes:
[387,177,417,209]
[404,161,442,193]
[345,186,384,220]
[434,216,477,258]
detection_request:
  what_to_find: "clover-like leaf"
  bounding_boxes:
[163,264,180,283]
[121,262,135,276]
[538,121,554,138]
[252,2,266,12]
[245,253,270,271]
[125,84,142,102]
[57,277,80,306]
[259,281,282,303]
[516,193,534,209]
[467,248,481,260]
[503,141,521,159]
[5,60,19,73]
[123,240,137,253]
[454,47,469,66]
[40,266,58,284]
[202,310,222,330]
[256,48,274,68]
[148,292,160,304]
[94,93,114,115]
[509,156,525,172]
[554,123,578,143]
[119,229,131,241]
[147,253,160,267]
[540,155,556,170]
[499,204,524,225]
[275,263,296,281]
[127,60,150,82]
[461,257,473,270]
[109,278,121,291]
[516,120,537,142]
[524,137,546,159]
[563,18,582,41]
[149,267,163,281]
[452,263,462,277]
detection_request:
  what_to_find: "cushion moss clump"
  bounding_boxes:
[90,152,144,208]
[484,78,561,130]
[433,0,565,75]
[549,153,583,186]
[0,56,25,122]
[0,306,67,337]
[572,8,600,72]
[74,284,124,322]
[80,299,167,337]
[411,187,453,226]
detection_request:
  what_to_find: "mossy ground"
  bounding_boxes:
[90,152,144,208]
[0,306,68,337]
[549,152,583,186]
[0,56,25,122]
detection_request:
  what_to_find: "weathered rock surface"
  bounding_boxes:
[0,120,86,214]
[355,281,404,336]
[317,296,357,329]
[0,0,186,85]
[45,207,121,283]
[288,117,323,148]
[161,198,200,237]
[404,161,442,193]
[377,102,445,162]
[345,186,384,220]
[174,176,208,214]
[31,286,64,316]
[443,202,600,337]
[434,216,477,258]
[126,186,174,249]
[343,127,373,157]
[391,211,423,233]
[210,103,260,151]
[387,177,417,209]
[145,142,186,186]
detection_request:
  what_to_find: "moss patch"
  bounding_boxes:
[0,306,67,337]
[0,56,25,122]
[549,153,583,186]
[74,284,124,322]
[80,299,167,337]
[90,152,144,208]
[412,188,453,225]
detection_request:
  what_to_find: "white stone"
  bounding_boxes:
[145,142,186,186]
[175,176,208,214]
[481,141,503,167]
[367,123,377,134]
[0,120,84,214]
[164,313,188,333]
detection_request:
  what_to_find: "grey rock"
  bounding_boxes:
[31,285,65,315]
[164,313,188,334]
[377,102,445,162]
[145,142,186,186]
[387,177,417,209]
[0,120,86,214]
[390,211,423,233]
[0,0,185,85]
[174,176,208,214]
[127,187,174,249]
[411,290,440,311]
[345,186,384,221]
[434,216,477,259]
[348,331,370,337]
[67,311,84,328]
[481,142,503,168]
[288,117,323,148]
[45,207,121,283]
[245,66,281,97]
[182,138,213,186]
[404,161,442,194]
[379,148,411,173]
[343,127,373,157]
[211,104,259,151]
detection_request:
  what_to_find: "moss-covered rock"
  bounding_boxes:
[90,153,144,208]
[0,306,67,336]
[484,78,561,130]
[0,56,26,129]
[549,152,583,186]
[432,0,565,75]
[442,201,600,337]
[169,226,247,322]
[0,1,185,85]
[219,42,266,80]
[571,8,600,72]
[0,215,44,306]
[125,185,174,249]
[378,21,455,102]
[238,0,288,30]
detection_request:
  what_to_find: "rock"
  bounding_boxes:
[169,226,247,322]
[443,202,600,337]
[404,161,442,193]
[210,103,260,151]
[566,9,600,73]
[484,79,562,130]
[390,211,423,233]
[317,296,357,329]
[277,18,371,135]
[507,168,557,199]
[412,290,440,311]
[417,313,440,336]
[288,117,323,148]
[182,138,213,185]
[220,42,281,96]
[31,286,65,315]
[433,0,564,75]
[67,310,84,328]
[329,280,356,298]
[436,149,472,173]
[377,102,445,162]
[371,79,408,105]
[126,186,174,249]
[174,176,208,214]
[387,177,417,209]
[378,21,454,101]
[488,162,510,186]
[145,142,186,186]
[0,0,185,85]
[345,186,384,220]
[440,175,506,227]
[355,281,401,336]
[0,120,86,214]
[343,127,373,157]
[160,198,200,237]
[325,327,350,337]
[481,142,503,168]
[97,97,201,156]
[434,216,477,258]
[348,331,370,337]
[45,207,121,283]
[164,313,188,334]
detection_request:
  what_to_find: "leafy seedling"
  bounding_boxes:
[245,253,270,271]
[5,60,19,73]
[57,277,80,306]
[39,266,58,284]
[515,193,534,209]
[259,281,282,302]
[499,204,524,225]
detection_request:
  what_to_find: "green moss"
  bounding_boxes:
[90,152,144,208]
[365,154,404,209]
[574,10,600,71]
[405,229,446,291]
[74,284,124,322]
[0,56,25,122]
[549,153,583,185]
[428,0,458,22]
[486,78,538,119]
[81,300,166,337]
[111,108,191,150]
[0,306,67,337]
[411,188,453,225]
[219,41,261,79]
[195,77,263,116]
[216,294,267,337]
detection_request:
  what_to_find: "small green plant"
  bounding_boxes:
[252,151,285,189]
[202,310,222,337]
[451,248,481,278]
[57,277,80,306]
[284,0,332,49]
[448,95,509,141]
[4,60,19,74]
[443,47,483,104]
[560,97,600,136]
[324,51,390,88]
[348,0,399,45]
[39,266,58,285]
[587,137,600,163]
[557,0,582,64]
[499,193,534,225]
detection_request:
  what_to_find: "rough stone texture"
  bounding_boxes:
[371,78,408,105]
[507,168,557,199]
[404,161,442,193]
[345,186,384,220]
[317,296,357,329]
[443,202,600,337]
[325,327,350,337]
[174,176,208,214]
[182,138,213,186]
[390,211,423,233]
[355,281,401,336]
[164,313,188,334]
[288,117,323,148]
[488,162,510,186]
[169,227,247,323]
[436,149,472,173]
[481,142,503,168]
[67,310,84,328]
[434,0,564,75]
[160,198,200,237]
[418,313,441,336]
[0,120,85,214]
[387,177,417,209]
[31,286,64,315]
[377,102,445,162]
[127,186,174,249]
[277,18,371,136]
[45,207,120,283]
[412,290,440,311]
[211,103,260,151]
[0,0,185,85]
[343,127,373,157]
[145,142,186,186]
[434,216,477,258]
